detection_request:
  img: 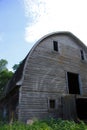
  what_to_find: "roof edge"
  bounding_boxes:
[16,31,87,91]
[27,31,87,57]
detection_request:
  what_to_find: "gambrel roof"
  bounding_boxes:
[4,31,87,96]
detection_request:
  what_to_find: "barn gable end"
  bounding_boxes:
[1,31,87,122]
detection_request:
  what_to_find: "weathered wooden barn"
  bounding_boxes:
[0,31,87,122]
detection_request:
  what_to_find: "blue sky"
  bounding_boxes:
[0,0,87,70]
[0,0,33,70]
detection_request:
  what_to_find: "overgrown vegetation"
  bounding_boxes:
[0,59,20,98]
[0,119,87,130]
[0,59,13,98]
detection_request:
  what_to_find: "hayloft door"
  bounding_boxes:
[67,72,80,94]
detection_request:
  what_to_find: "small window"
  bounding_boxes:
[53,41,58,51]
[49,99,55,109]
[80,50,85,60]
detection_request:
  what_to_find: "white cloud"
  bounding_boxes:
[23,0,87,45]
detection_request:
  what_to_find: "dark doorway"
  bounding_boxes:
[67,72,80,94]
[76,98,87,120]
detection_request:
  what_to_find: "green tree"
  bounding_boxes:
[12,61,22,71]
[12,64,19,71]
[0,59,8,72]
[0,59,13,98]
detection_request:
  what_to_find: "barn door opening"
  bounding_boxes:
[62,95,77,120]
[76,98,87,120]
[67,72,80,94]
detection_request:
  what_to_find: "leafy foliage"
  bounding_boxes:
[12,64,19,71]
[0,119,87,130]
[0,59,13,98]
[0,70,13,96]
[0,59,22,98]
[0,59,8,72]
[12,61,22,71]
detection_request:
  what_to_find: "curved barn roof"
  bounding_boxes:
[4,31,87,95]
[28,31,87,57]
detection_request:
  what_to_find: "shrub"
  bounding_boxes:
[0,119,87,130]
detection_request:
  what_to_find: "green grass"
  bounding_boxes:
[0,119,87,130]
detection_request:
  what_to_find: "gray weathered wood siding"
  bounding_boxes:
[18,34,87,122]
